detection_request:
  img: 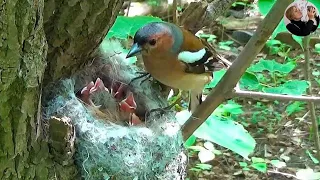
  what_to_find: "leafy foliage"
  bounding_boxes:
[107,16,162,39]
[263,80,309,95]
[176,110,256,160]
[248,59,295,74]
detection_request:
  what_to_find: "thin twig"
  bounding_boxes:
[173,0,178,24]
[232,90,320,103]
[181,0,294,140]
[302,36,320,160]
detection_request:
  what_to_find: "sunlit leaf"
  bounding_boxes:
[251,162,267,173]
[263,80,309,95]
[248,59,296,74]
[214,101,244,116]
[184,135,196,148]
[193,116,256,160]
[205,69,226,88]
[315,44,320,54]
[251,157,267,173]
[106,16,162,39]
[194,163,212,171]
[239,162,248,167]
[252,157,266,163]
[175,110,255,159]
[240,72,261,90]
[285,101,305,116]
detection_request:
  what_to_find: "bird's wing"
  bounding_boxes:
[178,28,214,69]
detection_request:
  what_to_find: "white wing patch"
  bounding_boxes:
[177,48,206,63]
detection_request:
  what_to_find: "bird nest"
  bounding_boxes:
[41,40,187,179]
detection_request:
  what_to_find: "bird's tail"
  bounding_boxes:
[188,91,202,113]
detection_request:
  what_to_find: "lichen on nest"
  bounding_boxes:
[42,40,187,179]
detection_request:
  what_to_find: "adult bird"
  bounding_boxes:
[126,21,218,112]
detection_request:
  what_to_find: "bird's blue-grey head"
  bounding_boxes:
[126,22,183,58]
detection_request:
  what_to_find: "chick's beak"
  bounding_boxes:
[126,43,142,58]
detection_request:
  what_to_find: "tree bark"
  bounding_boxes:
[0,0,57,179]
[43,0,124,83]
[0,0,123,179]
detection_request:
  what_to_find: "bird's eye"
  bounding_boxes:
[149,39,156,46]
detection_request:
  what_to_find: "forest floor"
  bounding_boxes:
[187,52,320,180]
[186,19,320,180]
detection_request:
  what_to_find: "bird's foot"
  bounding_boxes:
[128,71,152,86]
[145,97,181,118]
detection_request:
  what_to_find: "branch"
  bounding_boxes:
[181,0,294,140]
[302,36,320,159]
[232,90,320,103]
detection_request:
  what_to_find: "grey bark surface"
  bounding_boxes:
[0,0,61,179]
[43,0,124,83]
[0,0,124,179]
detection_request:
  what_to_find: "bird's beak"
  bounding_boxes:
[126,43,142,58]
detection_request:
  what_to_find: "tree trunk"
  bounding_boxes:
[0,0,123,179]
[43,0,124,83]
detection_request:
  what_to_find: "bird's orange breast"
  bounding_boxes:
[142,53,212,92]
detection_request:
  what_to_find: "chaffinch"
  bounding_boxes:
[126,21,217,112]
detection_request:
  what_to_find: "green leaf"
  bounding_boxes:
[218,41,234,50]
[266,39,282,47]
[193,115,256,160]
[306,150,320,164]
[248,59,296,74]
[251,157,266,163]
[239,162,248,167]
[184,135,196,148]
[106,16,162,39]
[257,0,275,15]
[263,80,309,95]
[214,100,244,116]
[285,101,305,116]
[250,158,267,173]
[251,163,267,173]
[315,43,320,54]
[205,69,226,88]
[240,72,261,90]
[197,33,217,42]
[194,163,212,170]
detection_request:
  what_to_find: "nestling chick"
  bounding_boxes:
[126,21,217,112]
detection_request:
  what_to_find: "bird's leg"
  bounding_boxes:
[145,94,182,117]
[128,71,151,85]
[139,74,152,85]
